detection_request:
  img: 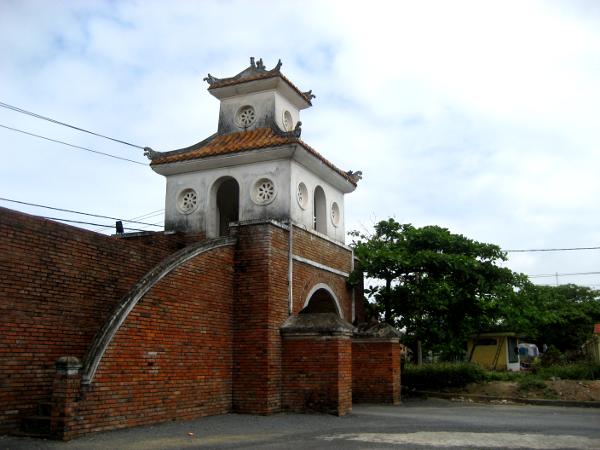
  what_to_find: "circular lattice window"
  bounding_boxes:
[235,105,256,128]
[283,110,293,131]
[296,182,308,209]
[252,178,276,205]
[330,202,340,227]
[177,188,199,214]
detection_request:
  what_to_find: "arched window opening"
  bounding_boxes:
[301,288,339,315]
[216,178,239,236]
[313,186,327,234]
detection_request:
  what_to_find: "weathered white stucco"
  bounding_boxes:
[290,160,346,242]
[156,70,353,243]
[165,159,291,237]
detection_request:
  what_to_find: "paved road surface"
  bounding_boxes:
[1,399,599,449]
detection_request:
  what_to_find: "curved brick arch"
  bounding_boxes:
[296,269,351,319]
[81,237,236,384]
[302,283,343,319]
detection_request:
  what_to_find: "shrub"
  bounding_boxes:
[483,370,525,382]
[402,363,485,390]
[536,363,600,380]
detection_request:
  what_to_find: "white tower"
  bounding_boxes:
[146,58,360,242]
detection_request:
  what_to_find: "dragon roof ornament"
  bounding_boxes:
[203,57,314,105]
[203,57,283,87]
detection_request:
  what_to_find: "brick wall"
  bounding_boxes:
[231,223,289,414]
[61,244,235,438]
[0,207,201,432]
[352,340,401,404]
[292,227,352,274]
[281,336,352,416]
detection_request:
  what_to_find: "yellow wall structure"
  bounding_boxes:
[467,333,521,371]
[467,337,507,370]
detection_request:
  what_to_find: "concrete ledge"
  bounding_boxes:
[280,313,355,337]
[412,390,600,408]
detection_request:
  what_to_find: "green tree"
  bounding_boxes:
[506,283,600,352]
[350,219,521,359]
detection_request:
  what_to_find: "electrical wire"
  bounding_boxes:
[0,101,145,150]
[505,246,600,253]
[91,209,164,233]
[528,271,600,278]
[0,197,162,227]
[0,123,147,166]
[41,216,149,232]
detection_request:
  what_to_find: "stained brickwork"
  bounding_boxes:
[352,340,401,404]
[231,224,288,413]
[281,336,352,415]
[292,226,352,274]
[1,210,374,439]
[59,244,235,439]
[0,207,200,433]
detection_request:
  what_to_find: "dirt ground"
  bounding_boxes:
[453,380,600,402]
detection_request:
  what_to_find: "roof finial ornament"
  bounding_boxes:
[203,73,220,85]
[256,58,265,70]
[143,147,163,160]
[345,170,363,183]
[250,56,255,67]
[302,90,316,101]
[274,59,282,71]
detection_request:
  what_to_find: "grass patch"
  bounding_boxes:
[483,370,525,382]
[402,362,600,392]
[517,377,546,391]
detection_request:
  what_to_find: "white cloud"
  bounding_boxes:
[1,0,600,286]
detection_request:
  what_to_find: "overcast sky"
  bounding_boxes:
[2,0,600,287]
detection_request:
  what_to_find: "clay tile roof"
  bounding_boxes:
[204,58,314,105]
[150,127,356,186]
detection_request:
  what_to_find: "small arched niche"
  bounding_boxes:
[313,185,327,235]
[301,284,342,318]
[214,177,239,236]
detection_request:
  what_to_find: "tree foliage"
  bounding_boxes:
[350,219,600,357]
[350,219,522,358]
[503,283,600,351]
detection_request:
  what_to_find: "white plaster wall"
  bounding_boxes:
[218,90,300,134]
[290,160,346,243]
[273,92,300,131]
[165,159,291,237]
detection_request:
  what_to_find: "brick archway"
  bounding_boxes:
[301,283,343,318]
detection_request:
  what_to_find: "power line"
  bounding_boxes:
[92,209,164,233]
[0,123,147,166]
[528,271,600,278]
[0,197,162,228]
[0,101,145,150]
[41,216,149,232]
[505,246,600,253]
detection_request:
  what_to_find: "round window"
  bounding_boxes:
[283,110,293,131]
[296,182,308,209]
[177,188,199,214]
[235,105,256,128]
[330,202,340,227]
[252,178,276,205]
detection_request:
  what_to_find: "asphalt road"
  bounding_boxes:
[1,399,599,449]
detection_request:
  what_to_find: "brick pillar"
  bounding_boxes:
[281,313,354,416]
[352,324,401,405]
[51,356,82,440]
[231,223,288,414]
